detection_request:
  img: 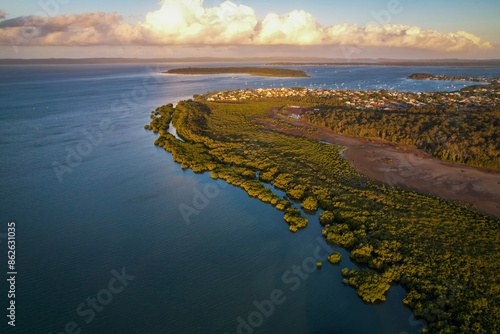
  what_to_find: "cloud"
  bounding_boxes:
[142,0,258,44]
[0,0,492,52]
[323,23,492,51]
[0,10,5,20]
[0,12,136,46]
[256,10,323,45]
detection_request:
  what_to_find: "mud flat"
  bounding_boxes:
[266,107,500,217]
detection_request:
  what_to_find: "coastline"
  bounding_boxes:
[147,97,500,332]
[407,73,499,83]
[265,60,500,68]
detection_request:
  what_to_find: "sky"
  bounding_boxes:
[0,0,499,59]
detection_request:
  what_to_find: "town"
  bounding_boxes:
[203,84,499,112]
[408,73,500,83]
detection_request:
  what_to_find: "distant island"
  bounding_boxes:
[408,73,500,83]
[164,67,310,78]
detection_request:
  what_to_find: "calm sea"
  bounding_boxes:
[1,63,499,334]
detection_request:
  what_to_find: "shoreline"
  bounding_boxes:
[265,107,500,218]
[407,73,499,83]
[265,61,500,68]
[148,98,500,331]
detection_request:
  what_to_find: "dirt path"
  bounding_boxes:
[263,107,500,218]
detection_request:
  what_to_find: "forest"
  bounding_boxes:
[146,97,500,333]
[165,67,310,77]
[408,73,436,80]
[303,98,500,169]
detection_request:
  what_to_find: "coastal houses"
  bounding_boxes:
[202,85,499,111]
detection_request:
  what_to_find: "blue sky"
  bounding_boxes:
[1,0,499,58]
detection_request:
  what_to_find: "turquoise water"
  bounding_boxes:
[1,63,499,334]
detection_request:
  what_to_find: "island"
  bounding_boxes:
[163,67,310,78]
[145,86,500,333]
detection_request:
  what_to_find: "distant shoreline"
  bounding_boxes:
[266,61,500,68]
[164,67,310,78]
[1,57,500,68]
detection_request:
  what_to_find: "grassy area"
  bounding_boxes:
[146,97,500,333]
[164,67,310,78]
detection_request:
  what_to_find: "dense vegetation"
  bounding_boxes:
[303,97,500,169]
[342,268,391,303]
[144,104,174,133]
[408,73,436,80]
[165,67,310,77]
[146,97,500,333]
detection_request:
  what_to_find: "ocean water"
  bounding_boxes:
[1,63,499,334]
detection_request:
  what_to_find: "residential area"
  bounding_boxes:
[203,85,499,111]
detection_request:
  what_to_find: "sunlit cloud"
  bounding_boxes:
[0,9,6,20]
[256,10,323,45]
[0,0,492,52]
[142,0,258,44]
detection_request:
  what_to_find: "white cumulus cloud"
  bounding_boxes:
[256,10,323,45]
[142,0,258,44]
[0,0,493,52]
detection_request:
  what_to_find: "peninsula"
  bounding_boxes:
[145,86,500,333]
[164,67,310,78]
[265,59,500,68]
